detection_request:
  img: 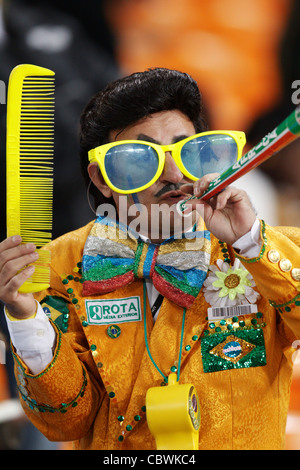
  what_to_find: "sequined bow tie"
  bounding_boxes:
[82,216,211,308]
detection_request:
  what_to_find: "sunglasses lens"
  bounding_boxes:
[181,134,238,179]
[104,143,159,191]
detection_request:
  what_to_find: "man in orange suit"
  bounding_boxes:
[0,68,300,449]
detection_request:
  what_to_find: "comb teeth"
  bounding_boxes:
[6,65,55,293]
[19,76,54,248]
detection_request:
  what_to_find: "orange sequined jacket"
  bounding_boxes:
[11,220,300,450]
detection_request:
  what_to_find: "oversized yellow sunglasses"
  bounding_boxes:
[88,130,246,194]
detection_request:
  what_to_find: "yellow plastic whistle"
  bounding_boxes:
[146,373,200,450]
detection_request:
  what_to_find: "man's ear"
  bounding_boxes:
[87,162,113,198]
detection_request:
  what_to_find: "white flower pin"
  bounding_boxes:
[203,259,260,308]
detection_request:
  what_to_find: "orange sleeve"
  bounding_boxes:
[235,220,300,342]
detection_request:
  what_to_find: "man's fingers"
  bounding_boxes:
[1,251,39,285]
[214,186,249,210]
[194,173,220,197]
[0,235,22,254]
[0,265,35,309]
[4,265,35,295]
[0,237,38,318]
[0,236,37,303]
[0,239,36,271]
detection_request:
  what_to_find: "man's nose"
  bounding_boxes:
[160,152,184,183]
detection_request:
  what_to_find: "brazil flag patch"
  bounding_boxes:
[201,328,266,373]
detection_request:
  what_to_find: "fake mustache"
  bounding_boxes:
[154,182,193,198]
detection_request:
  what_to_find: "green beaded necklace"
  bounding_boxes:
[143,281,187,383]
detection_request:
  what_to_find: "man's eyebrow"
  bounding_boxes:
[136,133,190,144]
[172,135,190,144]
[136,134,160,144]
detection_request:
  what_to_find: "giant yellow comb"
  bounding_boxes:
[6,64,55,293]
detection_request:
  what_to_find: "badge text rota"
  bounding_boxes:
[146,373,200,450]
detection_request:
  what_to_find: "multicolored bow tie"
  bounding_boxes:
[82,216,211,308]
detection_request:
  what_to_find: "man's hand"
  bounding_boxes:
[188,173,257,245]
[0,236,38,319]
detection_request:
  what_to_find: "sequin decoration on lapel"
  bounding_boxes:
[201,329,266,373]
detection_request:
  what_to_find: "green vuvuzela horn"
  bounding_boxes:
[178,106,300,212]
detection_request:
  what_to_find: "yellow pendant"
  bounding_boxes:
[146,373,200,450]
